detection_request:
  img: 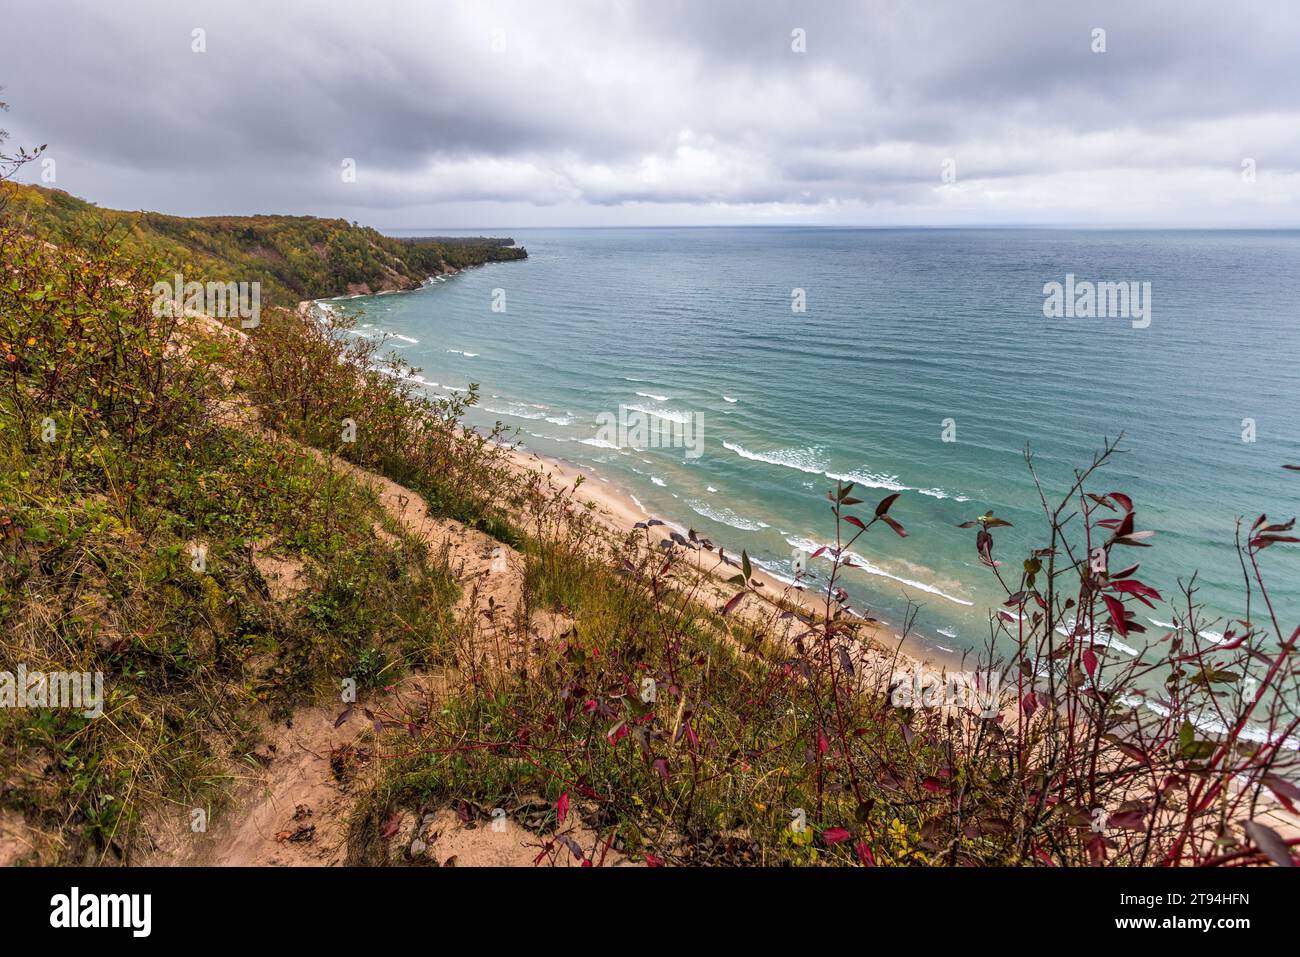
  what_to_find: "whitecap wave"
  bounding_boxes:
[625,403,694,426]
[1055,618,1140,657]
[1118,696,1299,751]
[785,535,974,607]
[687,500,770,532]
[751,556,797,585]
[482,402,547,421]
[722,441,967,502]
[1148,618,1226,644]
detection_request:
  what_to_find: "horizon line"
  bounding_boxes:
[377,222,1300,233]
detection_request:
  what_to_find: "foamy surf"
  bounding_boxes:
[482,402,547,421]
[785,535,974,607]
[686,499,770,531]
[722,441,967,502]
[1055,618,1140,657]
[1118,696,1299,751]
[625,403,694,426]
[1148,618,1226,644]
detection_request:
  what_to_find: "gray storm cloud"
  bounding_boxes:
[2,0,1297,227]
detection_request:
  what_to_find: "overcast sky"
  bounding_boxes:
[2,0,1297,228]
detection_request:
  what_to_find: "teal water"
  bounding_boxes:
[326,227,1300,663]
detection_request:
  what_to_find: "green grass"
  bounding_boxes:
[0,223,472,862]
[2,181,526,308]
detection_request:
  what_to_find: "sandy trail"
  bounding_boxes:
[139,413,599,864]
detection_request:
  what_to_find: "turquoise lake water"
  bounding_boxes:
[324,227,1300,663]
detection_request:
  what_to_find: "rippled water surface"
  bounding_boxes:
[331,227,1300,661]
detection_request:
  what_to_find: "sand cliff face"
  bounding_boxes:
[341,262,462,297]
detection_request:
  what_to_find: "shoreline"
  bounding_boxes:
[300,294,974,677]
[501,440,970,676]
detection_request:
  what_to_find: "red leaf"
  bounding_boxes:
[1087,833,1107,865]
[1110,578,1162,607]
[1107,736,1150,766]
[854,841,876,866]
[821,827,852,845]
[843,515,865,529]
[556,792,570,826]
[1245,820,1295,867]
[380,812,403,840]
[645,853,664,867]
[1082,648,1098,678]
[875,493,901,516]
[1264,774,1300,815]
[1107,809,1146,830]
[1102,593,1128,637]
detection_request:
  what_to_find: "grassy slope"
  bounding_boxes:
[0,182,527,308]
[3,190,1293,869]
[0,209,506,863]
